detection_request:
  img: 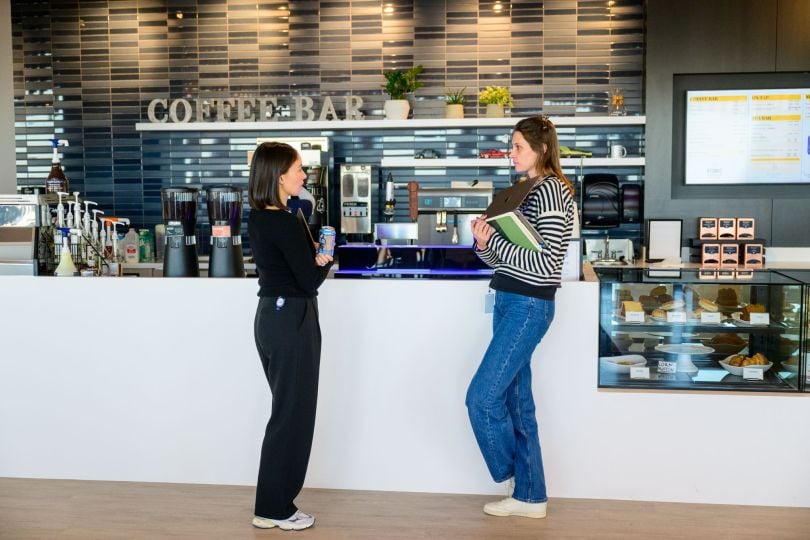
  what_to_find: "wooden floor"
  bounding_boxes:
[0,478,808,539]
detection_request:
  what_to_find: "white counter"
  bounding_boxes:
[1,276,809,507]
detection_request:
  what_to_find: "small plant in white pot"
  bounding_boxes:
[381,65,424,120]
[479,86,514,118]
[445,88,466,119]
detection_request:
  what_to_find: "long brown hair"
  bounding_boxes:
[513,116,574,195]
[248,142,299,210]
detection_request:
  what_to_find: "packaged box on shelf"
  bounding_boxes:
[718,218,736,239]
[743,243,764,268]
[721,244,739,267]
[698,269,717,280]
[699,217,718,239]
[718,269,735,279]
[737,218,755,239]
[736,269,754,279]
[702,243,720,268]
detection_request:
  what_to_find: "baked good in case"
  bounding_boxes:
[698,298,719,312]
[660,299,685,311]
[621,300,643,317]
[741,303,766,321]
[639,295,661,312]
[715,287,738,307]
[649,285,667,297]
[651,308,666,319]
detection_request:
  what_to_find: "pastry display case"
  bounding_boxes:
[596,268,805,392]
[771,270,810,390]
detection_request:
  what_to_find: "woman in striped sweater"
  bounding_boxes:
[466,115,575,519]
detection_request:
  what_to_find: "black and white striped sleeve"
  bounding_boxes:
[486,179,573,282]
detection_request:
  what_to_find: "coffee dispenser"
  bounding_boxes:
[206,186,245,278]
[339,163,373,235]
[161,187,199,277]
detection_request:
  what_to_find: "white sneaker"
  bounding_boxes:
[483,497,547,519]
[504,477,515,497]
[252,510,315,530]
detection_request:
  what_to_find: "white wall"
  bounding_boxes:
[0,0,14,193]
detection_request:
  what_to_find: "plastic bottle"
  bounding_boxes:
[123,227,140,264]
[45,138,69,193]
[138,229,155,263]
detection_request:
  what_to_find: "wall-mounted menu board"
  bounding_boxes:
[685,88,810,185]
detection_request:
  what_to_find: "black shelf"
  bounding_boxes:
[689,237,765,247]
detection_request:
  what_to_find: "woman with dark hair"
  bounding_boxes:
[247,141,333,531]
[467,116,575,519]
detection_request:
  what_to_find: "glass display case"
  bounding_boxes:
[596,268,805,392]
[772,270,810,391]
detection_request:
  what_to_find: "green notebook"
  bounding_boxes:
[484,179,545,252]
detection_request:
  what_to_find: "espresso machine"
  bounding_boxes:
[161,187,199,277]
[0,194,43,275]
[206,186,245,277]
[413,184,493,245]
[339,163,373,236]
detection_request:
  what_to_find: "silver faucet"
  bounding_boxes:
[603,233,610,260]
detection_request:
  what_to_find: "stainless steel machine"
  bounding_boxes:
[339,163,373,235]
[0,194,44,275]
[414,185,493,245]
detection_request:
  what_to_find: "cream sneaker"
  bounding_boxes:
[504,477,515,497]
[252,510,315,530]
[483,497,547,519]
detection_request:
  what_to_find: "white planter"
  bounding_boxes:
[384,99,411,120]
[485,103,505,118]
[445,104,464,119]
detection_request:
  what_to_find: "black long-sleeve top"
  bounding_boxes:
[248,208,332,298]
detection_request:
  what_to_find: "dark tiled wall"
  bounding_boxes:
[12,0,644,247]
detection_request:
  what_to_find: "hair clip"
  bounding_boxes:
[538,114,551,128]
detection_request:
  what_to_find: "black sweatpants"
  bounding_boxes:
[253,295,321,520]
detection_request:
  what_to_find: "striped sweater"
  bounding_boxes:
[475,175,575,292]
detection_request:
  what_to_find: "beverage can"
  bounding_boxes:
[318,226,336,257]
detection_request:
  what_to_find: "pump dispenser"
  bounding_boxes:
[83,201,97,236]
[56,192,67,228]
[45,138,69,193]
[54,231,78,276]
[91,209,104,244]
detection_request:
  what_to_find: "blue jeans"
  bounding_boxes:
[466,290,555,503]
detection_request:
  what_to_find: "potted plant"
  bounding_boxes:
[445,88,466,119]
[381,65,424,120]
[479,86,514,118]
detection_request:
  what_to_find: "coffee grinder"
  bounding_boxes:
[206,186,245,277]
[161,186,199,277]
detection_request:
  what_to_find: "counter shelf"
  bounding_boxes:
[335,243,491,279]
[596,268,806,392]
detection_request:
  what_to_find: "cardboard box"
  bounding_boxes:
[699,218,718,239]
[721,244,739,267]
[737,218,755,239]
[701,243,720,268]
[718,218,737,239]
[743,243,764,268]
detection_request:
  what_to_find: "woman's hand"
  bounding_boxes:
[315,253,333,267]
[471,215,495,250]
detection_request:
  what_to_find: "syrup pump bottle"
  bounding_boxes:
[45,138,70,194]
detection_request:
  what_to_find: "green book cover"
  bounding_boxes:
[486,212,544,252]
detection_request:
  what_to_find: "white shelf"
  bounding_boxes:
[380,157,645,168]
[135,115,645,132]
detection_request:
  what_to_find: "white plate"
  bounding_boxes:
[718,355,773,376]
[782,362,799,374]
[730,312,768,326]
[600,355,647,374]
[655,343,715,355]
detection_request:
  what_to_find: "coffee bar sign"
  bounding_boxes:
[147,95,366,123]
